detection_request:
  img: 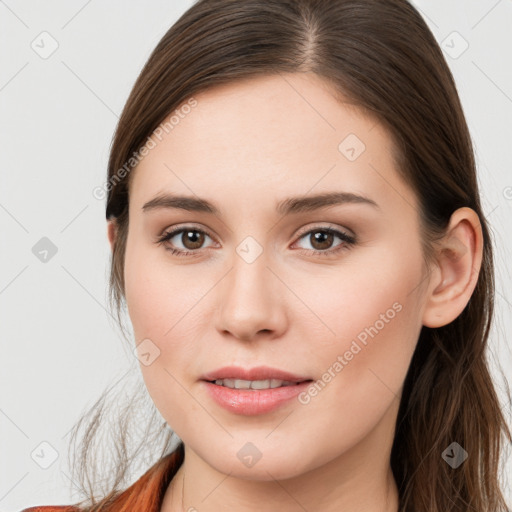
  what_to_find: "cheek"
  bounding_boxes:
[299,243,424,409]
[124,238,200,340]
[284,249,424,465]
[123,241,210,412]
[299,242,422,341]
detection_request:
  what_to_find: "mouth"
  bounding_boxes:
[201,378,315,415]
[200,365,313,386]
[203,378,314,390]
[199,366,314,414]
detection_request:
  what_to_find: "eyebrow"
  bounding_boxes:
[142,191,380,216]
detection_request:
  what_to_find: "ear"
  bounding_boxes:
[107,219,118,253]
[422,207,484,328]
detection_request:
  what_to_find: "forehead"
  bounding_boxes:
[129,72,418,217]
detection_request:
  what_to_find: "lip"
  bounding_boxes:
[201,380,313,415]
[199,365,313,416]
[200,365,311,383]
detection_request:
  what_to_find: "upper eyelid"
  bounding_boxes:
[160,223,354,246]
[161,224,216,241]
[294,223,353,238]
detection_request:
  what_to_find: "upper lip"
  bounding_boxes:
[201,366,312,383]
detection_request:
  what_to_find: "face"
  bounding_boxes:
[122,72,430,480]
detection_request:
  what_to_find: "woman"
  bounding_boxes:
[22,0,511,511]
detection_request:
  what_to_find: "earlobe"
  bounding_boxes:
[422,207,483,328]
[107,220,117,253]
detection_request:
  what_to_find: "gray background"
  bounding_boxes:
[1,1,511,510]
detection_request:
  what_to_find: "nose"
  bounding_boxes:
[214,250,288,342]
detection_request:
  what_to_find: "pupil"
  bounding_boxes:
[184,230,204,249]
[312,231,332,250]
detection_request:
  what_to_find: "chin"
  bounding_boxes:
[200,444,312,482]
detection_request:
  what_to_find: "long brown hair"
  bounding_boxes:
[68,1,512,510]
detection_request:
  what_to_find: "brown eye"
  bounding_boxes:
[157,227,215,255]
[294,226,356,257]
[179,230,205,250]
[309,231,335,251]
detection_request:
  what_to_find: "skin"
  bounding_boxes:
[107,72,483,512]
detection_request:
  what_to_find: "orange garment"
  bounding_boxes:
[21,443,184,512]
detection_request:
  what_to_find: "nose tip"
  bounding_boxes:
[215,260,287,342]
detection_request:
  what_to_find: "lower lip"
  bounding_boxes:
[201,380,312,415]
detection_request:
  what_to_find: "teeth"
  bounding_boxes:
[213,378,296,389]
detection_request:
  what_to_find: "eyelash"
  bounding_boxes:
[155,224,356,258]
